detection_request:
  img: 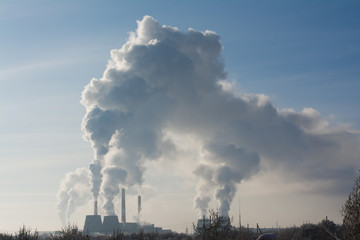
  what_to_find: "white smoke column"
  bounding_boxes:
[193,143,260,217]
[193,164,215,217]
[56,168,91,225]
[81,105,120,203]
[101,166,127,215]
[79,15,360,218]
[207,141,260,216]
[100,131,145,215]
[89,160,102,201]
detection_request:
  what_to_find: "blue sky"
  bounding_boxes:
[1,0,360,233]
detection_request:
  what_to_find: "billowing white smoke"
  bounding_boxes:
[81,15,233,215]
[56,168,91,225]
[89,160,102,200]
[81,107,119,201]
[63,15,360,219]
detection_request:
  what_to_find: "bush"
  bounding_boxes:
[51,224,88,240]
[15,225,38,240]
[0,233,13,240]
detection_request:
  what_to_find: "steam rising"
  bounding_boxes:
[57,16,360,220]
[56,168,91,225]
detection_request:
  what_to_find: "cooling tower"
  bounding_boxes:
[102,215,120,233]
[121,188,126,223]
[83,215,102,234]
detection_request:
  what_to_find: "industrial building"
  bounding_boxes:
[196,216,211,229]
[83,188,171,235]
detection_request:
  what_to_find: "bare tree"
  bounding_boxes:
[194,209,232,240]
[342,170,360,240]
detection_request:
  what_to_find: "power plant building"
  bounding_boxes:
[83,191,170,235]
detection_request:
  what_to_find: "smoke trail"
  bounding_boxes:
[193,164,215,217]
[99,131,147,215]
[77,15,360,218]
[89,160,102,199]
[193,143,260,217]
[56,168,91,225]
[208,142,260,216]
[81,107,120,202]
[101,166,127,215]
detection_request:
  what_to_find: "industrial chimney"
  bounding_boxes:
[121,188,126,223]
[138,195,141,220]
[94,197,98,215]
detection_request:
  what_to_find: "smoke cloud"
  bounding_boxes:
[80,15,231,215]
[58,15,360,220]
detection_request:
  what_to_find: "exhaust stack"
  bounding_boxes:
[138,195,141,220]
[121,188,126,223]
[94,198,98,215]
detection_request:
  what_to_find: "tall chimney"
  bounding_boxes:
[121,188,126,223]
[94,197,98,215]
[138,195,141,219]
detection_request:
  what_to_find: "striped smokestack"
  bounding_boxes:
[121,188,126,223]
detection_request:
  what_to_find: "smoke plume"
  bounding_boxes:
[59,15,360,219]
[56,168,91,225]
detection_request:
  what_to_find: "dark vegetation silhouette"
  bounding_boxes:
[342,169,360,240]
[0,225,39,240]
[193,212,343,240]
[276,219,342,240]
[15,226,39,240]
[0,217,345,240]
[50,225,88,240]
[193,209,232,240]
